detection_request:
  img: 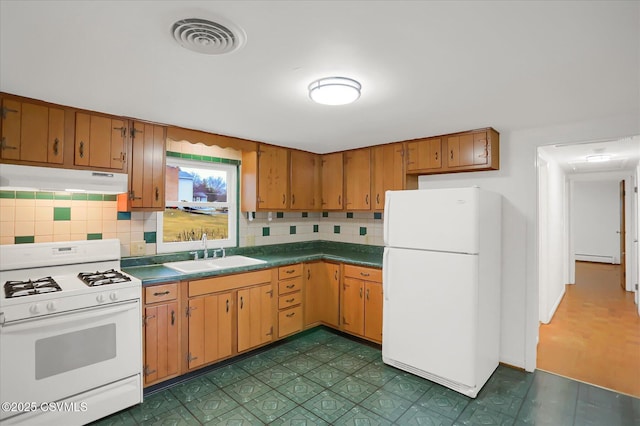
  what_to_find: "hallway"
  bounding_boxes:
[537,261,640,397]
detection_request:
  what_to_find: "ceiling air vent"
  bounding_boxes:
[171,18,246,55]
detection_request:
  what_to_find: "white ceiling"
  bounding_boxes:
[1,1,638,155]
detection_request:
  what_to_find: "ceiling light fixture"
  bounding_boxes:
[308,77,361,105]
[585,154,611,163]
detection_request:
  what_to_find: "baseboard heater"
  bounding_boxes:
[575,254,618,264]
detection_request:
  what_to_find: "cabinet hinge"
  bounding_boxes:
[635,186,638,194]
[186,306,197,317]
[130,126,143,139]
[266,326,273,336]
[0,107,18,119]
[143,365,156,376]
[635,283,638,290]
[187,353,198,363]
[142,314,156,326]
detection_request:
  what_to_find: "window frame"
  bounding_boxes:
[156,157,238,254]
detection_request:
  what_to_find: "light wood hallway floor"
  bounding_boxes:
[537,261,640,397]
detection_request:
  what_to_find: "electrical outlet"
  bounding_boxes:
[131,241,146,256]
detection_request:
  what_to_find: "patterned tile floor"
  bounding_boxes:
[93,327,640,425]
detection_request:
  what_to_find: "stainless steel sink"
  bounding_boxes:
[163,255,266,273]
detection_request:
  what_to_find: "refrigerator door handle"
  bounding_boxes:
[383,248,390,301]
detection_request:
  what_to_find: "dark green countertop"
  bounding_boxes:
[122,241,383,285]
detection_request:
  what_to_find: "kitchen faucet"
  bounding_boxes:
[202,233,208,259]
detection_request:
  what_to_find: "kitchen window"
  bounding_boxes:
[156,157,237,253]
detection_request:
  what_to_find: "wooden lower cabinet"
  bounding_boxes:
[143,283,180,386]
[237,283,274,352]
[187,292,233,370]
[341,265,383,343]
[304,262,340,328]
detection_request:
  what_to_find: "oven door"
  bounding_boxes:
[0,300,142,421]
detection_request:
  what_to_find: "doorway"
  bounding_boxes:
[536,140,640,396]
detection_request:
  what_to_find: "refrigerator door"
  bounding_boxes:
[382,247,478,388]
[384,188,480,254]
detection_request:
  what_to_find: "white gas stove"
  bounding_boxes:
[0,239,142,425]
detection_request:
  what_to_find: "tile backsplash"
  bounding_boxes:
[0,189,382,256]
[0,190,157,256]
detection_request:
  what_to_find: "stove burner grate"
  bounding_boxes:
[4,277,62,298]
[77,269,132,287]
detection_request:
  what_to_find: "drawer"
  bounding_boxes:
[278,276,303,295]
[278,263,302,279]
[145,283,178,304]
[278,306,302,338]
[343,264,382,282]
[278,292,301,310]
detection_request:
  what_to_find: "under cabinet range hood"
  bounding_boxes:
[0,164,128,194]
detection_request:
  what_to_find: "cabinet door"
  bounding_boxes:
[321,152,343,210]
[129,121,166,210]
[344,148,371,210]
[473,132,489,166]
[304,262,325,326]
[324,263,340,327]
[258,145,289,210]
[364,282,383,342]
[1,99,64,164]
[187,297,206,369]
[203,293,233,363]
[237,284,274,352]
[406,138,441,171]
[290,150,320,210]
[144,302,179,385]
[372,143,404,210]
[74,112,126,170]
[188,292,233,370]
[342,277,364,335]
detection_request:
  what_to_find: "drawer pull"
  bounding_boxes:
[286,298,295,303]
[153,290,170,296]
[285,269,295,274]
[360,272,370,277]
[286,312,296,318]
[286,284,295,289]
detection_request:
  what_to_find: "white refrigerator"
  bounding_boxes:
[382,187,501,398]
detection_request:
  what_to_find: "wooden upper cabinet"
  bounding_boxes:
[344,148,371,210]
[290,150,320,210]
[444,129,499,172]
[321,152,343,210]
[241,144,289,211]
[372,143,404,210]
[406,137,442,172]
[119,121,166,211]
[1,97,65,164]
[74,112,127,171]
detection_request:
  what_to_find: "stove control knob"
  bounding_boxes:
[96,294,106,303]
[109,292,118,301]
[47,301,58,311]
[29,304,42,315]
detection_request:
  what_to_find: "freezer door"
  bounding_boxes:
[382,247,479,388]
[384,188,480,254]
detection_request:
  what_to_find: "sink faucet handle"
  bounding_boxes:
[190,251,199,260]
[220,247,225,258]
[202,233,208,258]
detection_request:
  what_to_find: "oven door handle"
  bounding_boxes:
[0,300,139,330]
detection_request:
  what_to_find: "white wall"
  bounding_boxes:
[537,151,568,324]
[572,180,620,263]
[419,112,639,371]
